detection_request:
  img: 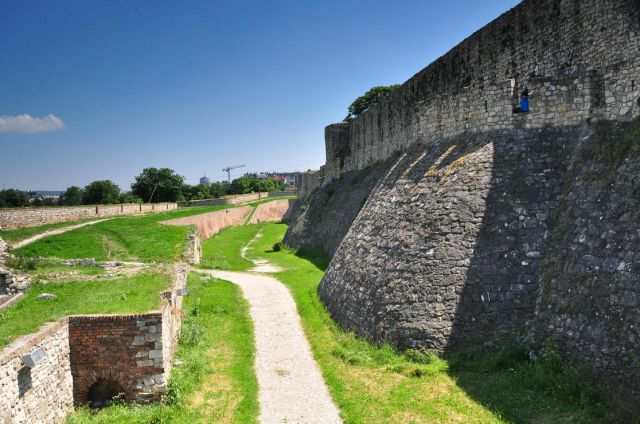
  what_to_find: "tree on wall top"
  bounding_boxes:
[348,85,401,118]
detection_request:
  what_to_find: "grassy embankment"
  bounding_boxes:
[199,222,619,423]
[0,217,106,244]
[0,270,171,348]
[7,199,285,262]
[67,273,258,424]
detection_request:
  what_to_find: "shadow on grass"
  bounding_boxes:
[446,344,638,424]
[294,247,330,271]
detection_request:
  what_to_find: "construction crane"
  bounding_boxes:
[222,164,246,183]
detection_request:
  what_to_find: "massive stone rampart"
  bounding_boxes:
[284,157,398,256]
[293,0,640,403]
[0,203,178,231]
[320,120,640,396]
[324,0,639,183]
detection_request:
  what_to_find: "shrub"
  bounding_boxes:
[5,256,39,271]
[348,85,400,117]
[179,320,203,346]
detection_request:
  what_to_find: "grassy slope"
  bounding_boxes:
[67,274,258,424]
[11,200,287,263]
[230,222,609,423]
[198,225,262,271]
[0,217,104,244]
[0,270,171,348]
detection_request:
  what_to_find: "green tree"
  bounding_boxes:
[209,182,229,198]
[181,184,211,201]
[0,189,30,208]
[230,176,254,194]
[131,167,185,203]
[119,191,142,204]
[59,186,84,206]
[348,85,400,117]
[82,180,121,204]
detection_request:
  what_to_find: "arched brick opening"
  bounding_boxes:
[74,370,136,405]
[86,378,126,408]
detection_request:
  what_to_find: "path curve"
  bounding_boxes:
[240,230,282,273]
[11,219,112,249]
[196,268,342,424]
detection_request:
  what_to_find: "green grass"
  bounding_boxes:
[198,225,263,271]
[5,257,107,280]
[11,200,289,263]
[67,273,258,424]
[215,222,618,423]
[0,270,171,348]
[0,217,105,244]
[11,205,240,262]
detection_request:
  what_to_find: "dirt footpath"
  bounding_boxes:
[196,268,342,424]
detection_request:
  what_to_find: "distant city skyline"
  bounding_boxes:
[1,0,520,190]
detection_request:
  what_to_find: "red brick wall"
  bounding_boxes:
[68,314,165,405]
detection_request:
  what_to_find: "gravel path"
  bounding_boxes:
[11,219,112,249]
[240,230,283,273]
[197,268,342,424]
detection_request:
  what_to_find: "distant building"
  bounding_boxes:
[199,175,211,186]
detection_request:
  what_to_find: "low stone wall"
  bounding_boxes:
[0,292,24,311]
[0,320,73,424]
[186,192,268,207]
[0,263,188,421]
[68,263,187,405]
[183,227,201,265]
[186,192,293,207]
[161,206,251,240]
[0,203,178,231]
[249,199,294,224]
[0,265,31,296]
[267,191,294,198]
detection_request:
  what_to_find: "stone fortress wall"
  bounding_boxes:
[0,203,178,231]
[0,264,188,423]
[323,0,640,183]
[298,0,640,402]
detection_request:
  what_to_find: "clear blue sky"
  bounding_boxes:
[0,0,520,191]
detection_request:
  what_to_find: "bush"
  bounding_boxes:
[272,241,294,253]
[5,256,39,271]
[0,189,29,208]
[179,320,203,346]
[82,180,121,204]
[348,85,400,117]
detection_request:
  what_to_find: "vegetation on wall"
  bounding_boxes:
[348,85,400,117]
